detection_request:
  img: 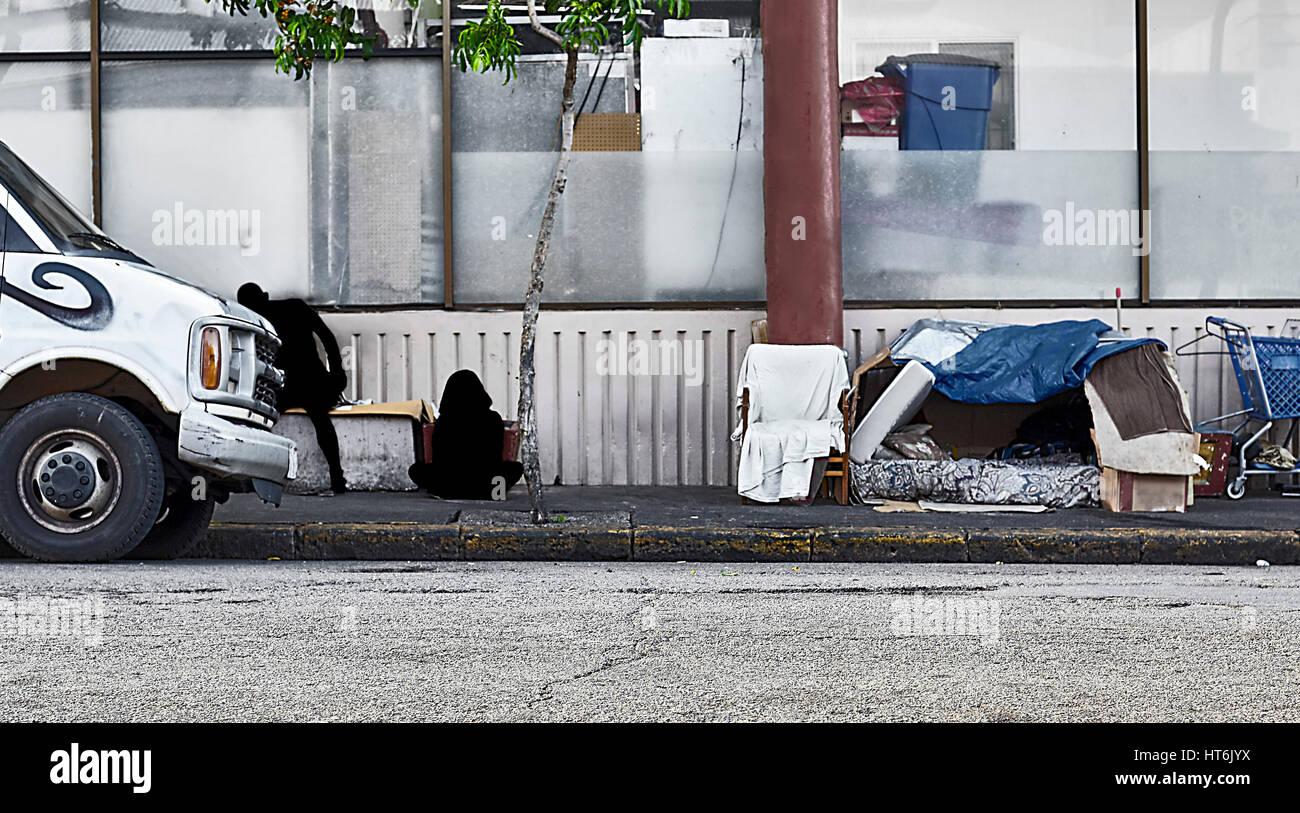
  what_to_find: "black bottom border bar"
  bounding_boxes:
[0,722,1290,800]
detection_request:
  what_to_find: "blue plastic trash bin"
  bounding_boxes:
[877,54,1001,150]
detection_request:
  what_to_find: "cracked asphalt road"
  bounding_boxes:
[1,561,1297,722]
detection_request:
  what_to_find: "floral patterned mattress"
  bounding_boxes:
[851,459,1101,509]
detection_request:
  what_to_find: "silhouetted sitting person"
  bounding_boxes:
[409,370,523,500]
[237,282,348,494]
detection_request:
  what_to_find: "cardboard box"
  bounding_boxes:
[1101,468,1193,513]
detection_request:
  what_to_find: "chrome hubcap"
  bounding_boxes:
[19,430,121,534]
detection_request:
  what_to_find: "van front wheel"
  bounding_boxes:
[0,393,165,562]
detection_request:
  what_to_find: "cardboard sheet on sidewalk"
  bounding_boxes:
[873,500,926,513]
[918,501,1052,514]
[873,500,1053,514]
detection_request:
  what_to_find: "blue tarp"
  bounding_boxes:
[924,319,1163,405]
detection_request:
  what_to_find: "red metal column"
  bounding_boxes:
[761,0,843,346]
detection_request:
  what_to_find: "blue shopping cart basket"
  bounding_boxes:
[1176,317,1300,498]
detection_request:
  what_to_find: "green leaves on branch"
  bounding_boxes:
[552,0,693,51]
[604,0,690,50]
[554,1,613,52]
[206,0,690,84]
[210,0,392,79]
[453,0,523,83]
[454,0,690,84]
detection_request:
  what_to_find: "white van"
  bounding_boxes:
[0,140,296,561]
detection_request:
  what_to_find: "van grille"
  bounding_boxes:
[253,334,281,414]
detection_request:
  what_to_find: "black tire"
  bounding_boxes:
[129,491,216,560]
[0,393,165,562]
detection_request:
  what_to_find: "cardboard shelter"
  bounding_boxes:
[848,320,1206,512]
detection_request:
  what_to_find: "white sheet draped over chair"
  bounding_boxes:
[732,344,850,503]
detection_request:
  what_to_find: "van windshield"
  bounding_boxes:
[0,141,147,264]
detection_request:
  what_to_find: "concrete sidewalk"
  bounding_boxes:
[181,486,1300,565]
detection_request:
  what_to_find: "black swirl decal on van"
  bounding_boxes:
[0,262,114,331]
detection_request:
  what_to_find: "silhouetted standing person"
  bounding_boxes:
[238,283,348,494]
[408,370,523,499]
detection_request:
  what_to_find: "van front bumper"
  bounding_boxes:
[177,407,298,486]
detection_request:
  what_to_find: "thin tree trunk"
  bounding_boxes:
[518,47,579,524]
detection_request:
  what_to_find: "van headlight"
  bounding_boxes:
[189,317,278,424]
[199,326,223,390]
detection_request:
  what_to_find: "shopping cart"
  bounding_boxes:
[1176,317,1300,499]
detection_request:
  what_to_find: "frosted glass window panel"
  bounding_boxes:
[838,0,1138,150]
[452,54,629,153]
[453,48,765,303]
[0,0,90,52]
[1148,1,1300,299]
[1151,152,1300,300]
[0,61,92,213]
[842,150,1140,300]
[453,151,764,303]
[101,61,310,301]
[309,58,444,305]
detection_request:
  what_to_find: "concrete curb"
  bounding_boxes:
[463,524,632,561]
[814,528,967,563]
[635,527,813,562]
[298,523,460,561]
[966,529,1144,565]
[167,522,1300,565]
